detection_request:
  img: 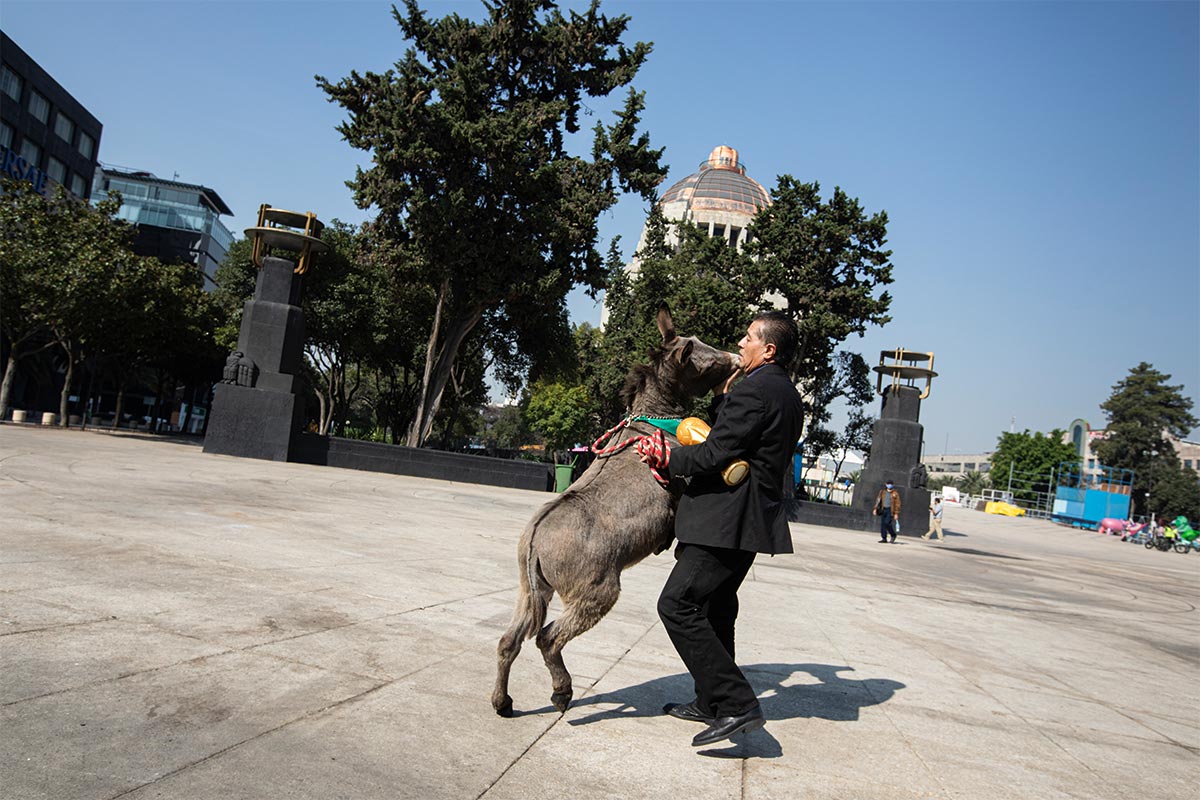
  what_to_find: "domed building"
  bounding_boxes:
[653,145,771,250]
[605,145,773,325]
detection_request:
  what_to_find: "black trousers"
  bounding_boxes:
[657,542,758,717]
[879,512,896,540]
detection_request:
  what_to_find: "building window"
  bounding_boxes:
[47,157,66,184]
[964,462,976,471]
[0,121,12,149]
[0,64,21,102]
[78,131,95,160]
[19,139,41,167]
[1088,459,1096,470]
[69,172,86,197]
[28,90,50,123]
[1186,460,1194,470]
[54,112,74,143]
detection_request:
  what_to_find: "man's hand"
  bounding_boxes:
[636,429,670,468]
[635,430,671,486]
[714,367,742,396]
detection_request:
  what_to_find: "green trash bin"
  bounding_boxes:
[554,460,576,492]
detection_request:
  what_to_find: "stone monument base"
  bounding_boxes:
[202,383,303,462]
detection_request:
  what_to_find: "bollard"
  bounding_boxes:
[12,409,27,423]
[41,412,57,426]
[68,414,82,426]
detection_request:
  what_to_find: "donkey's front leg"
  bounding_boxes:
[536,584,619,712]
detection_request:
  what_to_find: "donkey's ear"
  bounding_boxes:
[674,339,694,364]
[656,303,676,342]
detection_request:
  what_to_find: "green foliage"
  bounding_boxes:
[926,474,958,492]
[956,470,990,496]
[599,212,752,422]
[525,378,597,463]
[1146,459,1200,521]
[487,403,530,450]
[0,178,219,422]
[1092,362,1199,517]
[802,351,873,467]
[742,176,893,394]
[989,430,1077,503]
[317,0,666,446]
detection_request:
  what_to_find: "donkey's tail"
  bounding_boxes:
[518,506,555,641]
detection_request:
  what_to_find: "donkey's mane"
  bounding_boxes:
[620,346,686,417]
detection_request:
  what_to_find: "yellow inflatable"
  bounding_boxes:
[985,501,1025,517]
[677,417,749,486]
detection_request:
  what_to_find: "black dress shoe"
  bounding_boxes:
[663,699,713,723]
[692,706,765,747]
[877,539,888,543]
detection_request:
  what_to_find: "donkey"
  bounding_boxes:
[492,304,739,717]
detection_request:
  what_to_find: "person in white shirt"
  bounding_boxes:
[923,497,944,541]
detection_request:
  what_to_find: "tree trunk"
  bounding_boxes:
[180,385,194,434]
[80,367,96,430]
[58,347,76,428]
[0,353,19,421]
[317,389,330,435]
[405,304,483,448]
[113,384,126,429]
[406,277,448,448]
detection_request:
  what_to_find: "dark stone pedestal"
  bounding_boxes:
[203,383,304,461]
[204,256,307,462]
[291,434,553,491]
[850,385,932,536]
[788,501,875,531]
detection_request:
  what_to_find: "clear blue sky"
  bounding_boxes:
[4,1,1197,453]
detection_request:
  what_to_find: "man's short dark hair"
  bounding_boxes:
[751,311,798,368]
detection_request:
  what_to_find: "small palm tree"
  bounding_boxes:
[957,470,989,496]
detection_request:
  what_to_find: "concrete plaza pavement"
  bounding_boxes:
[1,425,1197,799]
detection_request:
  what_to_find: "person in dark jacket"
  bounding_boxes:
[873,481,902,543]
[637,311,804,747]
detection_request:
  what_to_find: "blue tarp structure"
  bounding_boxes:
[1052,462,1134,526]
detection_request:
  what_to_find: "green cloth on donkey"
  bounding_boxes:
[634,416,681,436]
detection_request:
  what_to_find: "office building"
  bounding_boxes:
[0,31,102,200]
[92,165,234,287]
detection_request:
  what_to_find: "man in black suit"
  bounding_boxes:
[637,311,804,747]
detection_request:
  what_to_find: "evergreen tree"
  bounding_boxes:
[599,211,752,420]
[742,176,893,395]
[317,0,666,447]
[1092,362,1199,518]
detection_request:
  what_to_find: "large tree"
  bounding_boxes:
[317,0,666,447]
[1092,362,1199,518]
[990,429,1079,505]
[0,179,140,423]
[742,177,893,395]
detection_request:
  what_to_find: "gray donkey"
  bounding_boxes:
[492,304,739,717]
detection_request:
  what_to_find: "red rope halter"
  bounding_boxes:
[590,417,670,486]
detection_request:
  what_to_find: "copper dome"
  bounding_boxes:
[658,146,771,218]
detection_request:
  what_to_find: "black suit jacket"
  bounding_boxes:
[667,362,805,554]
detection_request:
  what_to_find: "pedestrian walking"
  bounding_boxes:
[873,480,901,543]
[923,496,944,541]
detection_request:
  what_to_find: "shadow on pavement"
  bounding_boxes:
[564,663,905,758]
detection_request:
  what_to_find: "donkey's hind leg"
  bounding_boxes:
[492,583,553,717]
[536,579,620,712]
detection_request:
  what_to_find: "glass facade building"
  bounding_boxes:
[93,166,234,287]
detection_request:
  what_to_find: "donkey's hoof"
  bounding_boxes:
[551,690,573,712]
[494,696,514,718]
